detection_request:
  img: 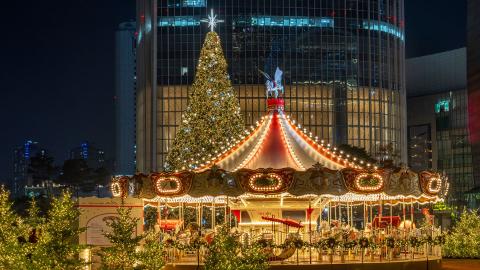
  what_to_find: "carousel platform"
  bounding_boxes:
[164,257,442,270]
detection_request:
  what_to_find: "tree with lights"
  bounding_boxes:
[30,190,86,270]
[165,30,244,171]
[99,207,143,270]
[204,225,268,270]
[238,241,269,270]
[136,231,165,270]
[443,210,480,258]
[0,186,30,269]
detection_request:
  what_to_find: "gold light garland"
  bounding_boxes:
[284,114,362,169]
[111,182,122,197]
[155,176,183,195]
[111,176,128,198]
[278,112,306,170]
[354,173,384,192]
[427,177,442,194]
[248,173,284,192]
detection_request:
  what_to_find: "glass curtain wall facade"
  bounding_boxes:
[435,90,474,205]
[467,0,480,188]
[137,0,406,170]
[407,124,432,172]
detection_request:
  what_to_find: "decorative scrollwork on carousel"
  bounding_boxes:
[419,171,443,196]
[111,176,129,198]
[237,168,295,194]
[152,172,193,197]
[341,169,386,194]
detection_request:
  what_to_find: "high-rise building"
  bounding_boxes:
[115,21,137,175]
[467,0,480,188]
[12,140,46,197]
[70,141,105,169]
[136,0,406,172]
[407,48,474,206]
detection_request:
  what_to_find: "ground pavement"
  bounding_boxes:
[442,259,480,270]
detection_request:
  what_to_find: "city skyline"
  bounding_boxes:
[0,0,468,182]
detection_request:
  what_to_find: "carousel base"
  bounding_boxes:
[164,257,442,270]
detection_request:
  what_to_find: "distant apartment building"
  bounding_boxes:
[407,48,474,206]
[70,141,105,169]
[12,140,47,197]
[115,21,137,175]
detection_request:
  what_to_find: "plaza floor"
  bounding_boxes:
[442,259,480,270]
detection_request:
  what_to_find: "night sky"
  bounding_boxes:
[0,0,467,183]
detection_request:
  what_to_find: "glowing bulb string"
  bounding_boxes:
[193,113,270,172]
[280,112,348,169]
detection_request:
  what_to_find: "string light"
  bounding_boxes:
[193,113,269,172]
[427,176,442,194]
[232,114,273,171]
[248,173,284,192]
[155,176,182,195]
[354,173,384,192]
[111,182,123,198]
[280,112,348,170]
[278,113,306,170]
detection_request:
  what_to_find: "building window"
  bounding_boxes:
[435,100,450,113]
[181,67,188,76]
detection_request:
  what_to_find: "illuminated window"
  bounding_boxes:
[435,100,450,113]
[167,0,205,7]
[251,16,334,28]
[363,21,404,40]
[183,0,205,7]
[181,67,188,76]
[158,16,201,27]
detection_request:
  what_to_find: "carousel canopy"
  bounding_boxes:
[112,164,448,203]
[193,98,358,172]
[112,98,449,203]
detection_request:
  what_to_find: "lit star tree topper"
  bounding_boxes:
[201,9,224,32]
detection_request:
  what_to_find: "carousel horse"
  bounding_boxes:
[421,208,434,225]
[262,232,300,261]
[399,220,416,231]
[347,228,359,241]
[363,222,373,238]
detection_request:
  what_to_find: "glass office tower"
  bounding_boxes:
[136,0,406,172]
[467,0,480,188]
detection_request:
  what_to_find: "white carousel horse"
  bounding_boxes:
[259,67,284,98]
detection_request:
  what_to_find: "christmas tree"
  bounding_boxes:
[136,231,165,270]
[204,225,268,270]
[0,186,30,269]
[30,190,86,269]
[204,225,239,270]
[99,207,143,270]
[166,31,244,171]
[443,210,480,258]
[238,242,269,270]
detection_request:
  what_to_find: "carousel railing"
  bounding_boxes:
[159,224,445,265]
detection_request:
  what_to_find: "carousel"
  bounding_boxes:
[111,93,448,269]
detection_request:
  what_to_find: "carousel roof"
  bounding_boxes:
[194,98,358,172]
[111,98,449,203]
